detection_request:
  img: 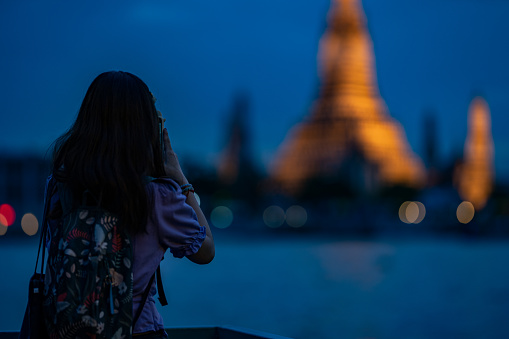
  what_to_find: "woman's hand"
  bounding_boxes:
[162,128,188,185]
[162,128,215,264]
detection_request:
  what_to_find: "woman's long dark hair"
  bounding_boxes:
[51,71,166,234]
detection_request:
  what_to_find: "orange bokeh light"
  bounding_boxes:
[0,204,16,226]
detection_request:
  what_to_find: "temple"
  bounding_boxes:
[270,0,425,195]
[456,97,494,210]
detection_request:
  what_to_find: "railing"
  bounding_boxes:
[0,326,293,339]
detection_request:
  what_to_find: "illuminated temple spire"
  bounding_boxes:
[270,0,425,194]
[456,97,494,210]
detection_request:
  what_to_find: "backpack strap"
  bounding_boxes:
[132,265,168,328]
[34,175,57,275]
[156,266,168,306]
[133,273,156,326]
[132,264,168,327]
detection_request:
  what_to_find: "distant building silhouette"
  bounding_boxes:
[455,97,494,210]
[0,154,49,234]
[217,92,253,184]
[216,93,261,203]
[423,112,438,169]
[422,112,441,186]
[270,0,425,195]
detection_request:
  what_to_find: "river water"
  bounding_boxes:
[1,231,508,339]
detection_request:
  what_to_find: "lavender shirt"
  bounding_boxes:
[132,178,206,333]
[44,176,206,334]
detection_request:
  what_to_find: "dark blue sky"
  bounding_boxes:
[1,0,508,181]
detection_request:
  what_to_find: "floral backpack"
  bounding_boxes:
[43,183,134,339]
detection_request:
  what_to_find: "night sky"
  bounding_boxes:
[1,0,508,182]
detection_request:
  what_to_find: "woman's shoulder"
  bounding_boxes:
[145,177,182,195]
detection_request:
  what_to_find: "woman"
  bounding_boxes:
[43,71,214,338]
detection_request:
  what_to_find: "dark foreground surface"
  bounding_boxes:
[0,326,292,339]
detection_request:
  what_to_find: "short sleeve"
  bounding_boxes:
[149,178,206,258]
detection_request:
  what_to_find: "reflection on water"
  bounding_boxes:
[315,241,395,289]
[2,233,509,339]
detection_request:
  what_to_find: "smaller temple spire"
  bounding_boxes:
[456,96,494,210]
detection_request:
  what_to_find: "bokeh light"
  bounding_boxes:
[405,202,420,223]
[398,201,411,223]
[0,224,7,236]
[414,201,426,224]
[457,201,475,224]
[21,213,39,236]
[263,205,285,228]
[286,205,307,228]
[210,206,233,229]
[0,204,16,226]
[399,201,426,224]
